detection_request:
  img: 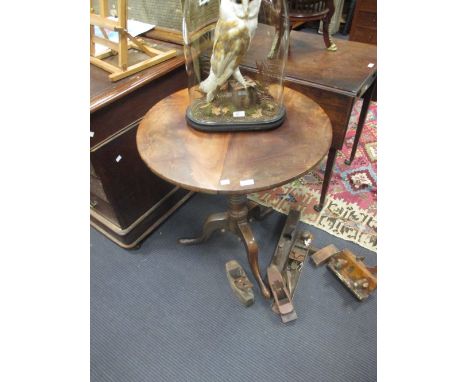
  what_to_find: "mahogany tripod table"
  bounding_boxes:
[136,88,332,299]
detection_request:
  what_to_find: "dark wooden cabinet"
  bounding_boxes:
[349,0,377,45]
[90,39,193,248]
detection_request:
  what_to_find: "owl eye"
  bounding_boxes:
[235,0,242,3]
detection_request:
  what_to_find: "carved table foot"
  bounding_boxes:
[179,194,271,299]
[178,212,229,245]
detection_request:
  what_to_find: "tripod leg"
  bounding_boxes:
[237,222,271,299]
[178,212,229,245]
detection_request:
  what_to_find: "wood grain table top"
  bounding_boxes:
[244,25,377,96]
[137,87,332,195]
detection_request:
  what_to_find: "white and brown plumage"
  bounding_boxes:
[199,0,261,102]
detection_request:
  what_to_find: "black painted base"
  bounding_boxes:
[186,107,286,133]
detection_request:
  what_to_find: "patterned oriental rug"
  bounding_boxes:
[248,100,377,252]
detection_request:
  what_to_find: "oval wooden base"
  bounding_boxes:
[185,107,286,133]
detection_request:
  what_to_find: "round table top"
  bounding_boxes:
[137,87,332,195]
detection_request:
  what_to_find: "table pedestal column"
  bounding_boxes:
[179,194,271,299]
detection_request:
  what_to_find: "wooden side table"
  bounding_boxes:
[137,88,332,299]
[244,26,377,211]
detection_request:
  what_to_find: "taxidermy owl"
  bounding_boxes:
[199,0,261,102]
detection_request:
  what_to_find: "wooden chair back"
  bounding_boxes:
[287,0,331,21]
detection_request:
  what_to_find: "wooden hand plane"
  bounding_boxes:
[225,260,255,307]
[267,264,297,323]
[310,246,377,301]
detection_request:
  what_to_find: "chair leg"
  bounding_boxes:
[323,0,337,51]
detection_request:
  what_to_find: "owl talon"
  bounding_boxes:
[244,78,256,88]
[207,91,216,103]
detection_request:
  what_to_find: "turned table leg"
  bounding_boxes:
[314,147,338,212]
[178,194,271,299]
[345,78,377,165]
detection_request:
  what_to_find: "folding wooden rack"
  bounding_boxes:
[90,0,177,81]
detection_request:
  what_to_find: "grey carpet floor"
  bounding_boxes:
[91,193,377,382]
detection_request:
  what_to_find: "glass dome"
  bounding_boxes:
[182,0,290,132]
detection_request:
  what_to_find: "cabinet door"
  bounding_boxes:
[91,163,120,226]
[349,0,377,45]
[351,26,377,44]
[359,0,376,12]
[91,122,175,229]
[353,10,377,29]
